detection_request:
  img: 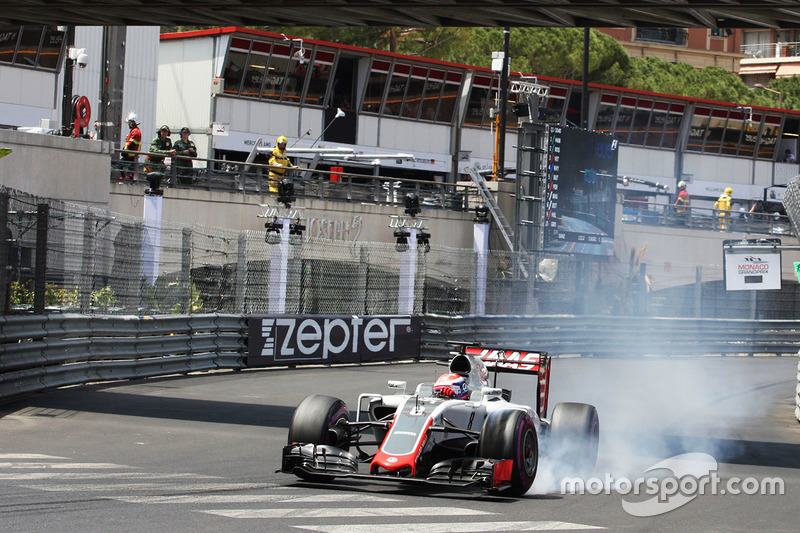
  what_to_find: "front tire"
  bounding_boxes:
[548,402,599,479]
[478,409,538,496]
[287,395,350,450]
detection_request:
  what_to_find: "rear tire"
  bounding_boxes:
[478,409,538,496]
[548,402,599,479]
[287,395,350,451]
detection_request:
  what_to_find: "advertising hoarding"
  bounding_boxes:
[247,315,421,367]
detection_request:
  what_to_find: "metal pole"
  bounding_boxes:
[498,27,510,180]
[0,192,9,314]
[61,26,75,136]
[398,228,418,314]
[181,227,192,313]
[33,204,49,314]
[473,221,490,315]
[582,28,590,130]
[80,212,94,312]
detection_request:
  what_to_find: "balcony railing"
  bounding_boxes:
[621,200,792,237]
[741,42,800,58]
[110,150,480,212]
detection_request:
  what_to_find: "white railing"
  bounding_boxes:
[741,42,800,59]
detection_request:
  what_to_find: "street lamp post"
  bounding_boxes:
[754,83,783,108]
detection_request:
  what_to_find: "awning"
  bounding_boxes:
[738,64,778,75]
[776,64,800,77]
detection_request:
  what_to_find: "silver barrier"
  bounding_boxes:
[2,313,799,404]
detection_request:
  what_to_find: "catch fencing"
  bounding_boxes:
[4,186,800,320]
[1,313,798,404]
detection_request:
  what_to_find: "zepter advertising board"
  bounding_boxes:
[247,315,421,367]
[544,126,618,256]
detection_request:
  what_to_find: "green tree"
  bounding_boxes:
[422,28,629,86]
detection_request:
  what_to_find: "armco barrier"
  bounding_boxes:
[421,315,800,358]
[0,313,247,402]
[2,313,800,404]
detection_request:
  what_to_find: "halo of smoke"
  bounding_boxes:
[526,357,782,495]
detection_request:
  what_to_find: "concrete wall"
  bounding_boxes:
[0,129,112,206]
[106,183,475,248]
[616,219,800,290]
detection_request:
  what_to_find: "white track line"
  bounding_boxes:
[115,493,399,504]
[292,521,605,532]
[0,454,68,460]
[0,462,127,469]
[202,507,494,519]
[0,472,213,480]
[23,482,278,492]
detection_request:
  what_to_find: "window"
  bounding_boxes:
[722,109,745,155]
[15,27,43,67]
[541,85,568,124]
[304,50,335,106]
[661,103,684,149]
[0,26,64,71]
[464,75,492,127]
[594,94,618,134]
[644,101,668,148]
[759,116,781,160]
[0,27,19,64]
[612,97,636,144]
[222,38,250,95]
[361,59,390,114]
[384,63,410,117]
[686,106,710,152]
[403,66,428,120]
[262,43,291,101]
[282,42,308,103]
[704,108,728,153]
[628,98,653,145]
[739,112,761,158]
[436,71,462,124]
[240,41,270,98]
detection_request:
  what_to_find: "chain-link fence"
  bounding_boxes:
[3,185,800,319]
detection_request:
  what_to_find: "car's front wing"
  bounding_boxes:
[280,443,515,492]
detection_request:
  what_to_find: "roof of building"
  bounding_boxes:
[3,0,800,29]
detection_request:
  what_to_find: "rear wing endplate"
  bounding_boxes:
[460,345,551,420]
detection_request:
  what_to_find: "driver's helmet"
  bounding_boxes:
[433,373,470,400]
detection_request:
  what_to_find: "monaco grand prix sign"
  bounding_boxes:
[247,315,421,367]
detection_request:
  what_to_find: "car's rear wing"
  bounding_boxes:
[461,345,550,420]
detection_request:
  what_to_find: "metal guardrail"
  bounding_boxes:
[0,313,247,402]
[621,200,793,237]
[2,313,799,404]
[420,314,800,359]
[111,150,479,212]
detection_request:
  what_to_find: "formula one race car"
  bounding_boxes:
[280,345,599,496]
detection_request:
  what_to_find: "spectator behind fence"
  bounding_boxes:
[120,112,142,179]
[784,149,796,163]
[173,127,197,185]
[146,125,176,174]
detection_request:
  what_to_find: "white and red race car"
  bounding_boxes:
[280,344,599,496]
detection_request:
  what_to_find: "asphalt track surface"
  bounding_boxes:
[0,356,798,532]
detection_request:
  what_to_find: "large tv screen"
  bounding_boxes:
[543,126,618,256]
